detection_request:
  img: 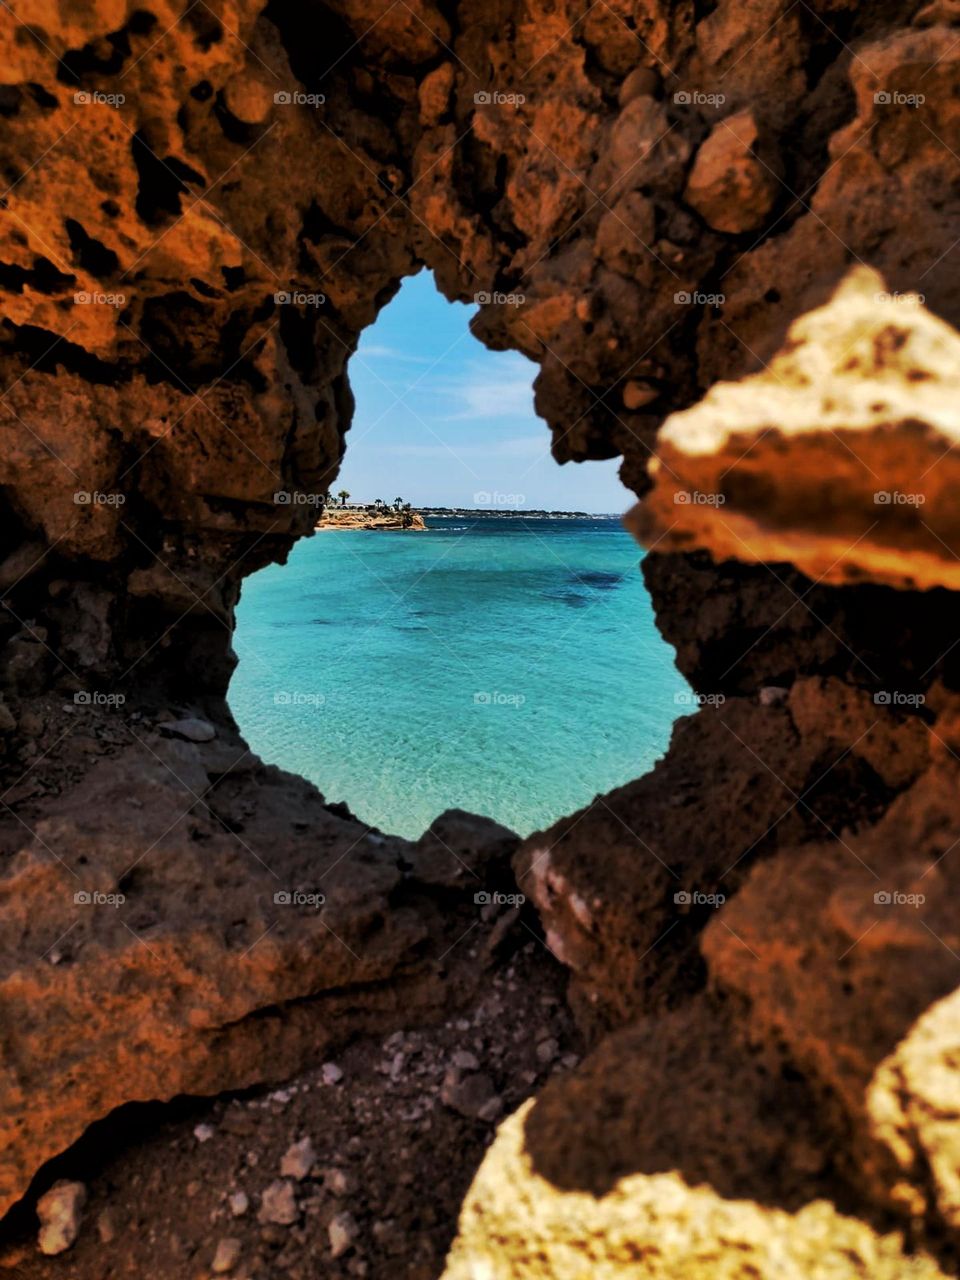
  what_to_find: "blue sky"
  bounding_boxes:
[338,270,629,512]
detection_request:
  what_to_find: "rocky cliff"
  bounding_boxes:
[1,1,960,1277]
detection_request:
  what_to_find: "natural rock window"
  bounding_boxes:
[229,271,688,836]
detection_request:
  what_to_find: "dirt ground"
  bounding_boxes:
[0,939,578,1280]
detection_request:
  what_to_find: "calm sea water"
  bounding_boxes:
[229,516,688,839]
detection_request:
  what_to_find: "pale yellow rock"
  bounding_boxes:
[631,267,960,590]
[442,1100,948,1280]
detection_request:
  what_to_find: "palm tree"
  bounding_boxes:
[374,498,384,510]
[393,496,403,511]
[338,489,350,507]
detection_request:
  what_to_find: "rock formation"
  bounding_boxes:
[1,0,960,1277]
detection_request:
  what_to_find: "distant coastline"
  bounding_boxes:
[317,501,621,531]
[420,507,621,520]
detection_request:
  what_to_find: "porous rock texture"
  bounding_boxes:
[2,1,960,1278]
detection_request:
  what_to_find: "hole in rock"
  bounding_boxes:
[229,270,690,839]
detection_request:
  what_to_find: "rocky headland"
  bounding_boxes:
[317,508,426,531]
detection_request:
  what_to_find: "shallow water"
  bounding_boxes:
[230,515,688,839]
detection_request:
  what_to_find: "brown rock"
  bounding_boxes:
[683,109,779,233]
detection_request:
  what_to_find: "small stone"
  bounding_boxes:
[96,1207,117,1244]
[759,685,790,706]
[618,65,660,108]
[451,1050,480,1071]
[560,1053,581,1070]
[328,1210,358,1258]
[320,1166,350,1197]
[683,108,779,234]
[321,1062,343,1085]
[536,1037,560,1064]
[212,1237,242,1273]
[622,379,659,410]
[193,1123,215,1143]
[440,1070,501,1121]
[159,717,216,743]
[17,709,44,737]
[280,1137,316,1181]
[268,1088,293,1106]
[228,1190,249,1217]
[477,1095,504,1123]
[258,1179,298,1226]
[36,1180,86,1256]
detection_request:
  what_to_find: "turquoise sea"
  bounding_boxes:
[229,516,688,839]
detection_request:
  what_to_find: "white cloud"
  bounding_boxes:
[357,343,433,364]
[423,353,537,421]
